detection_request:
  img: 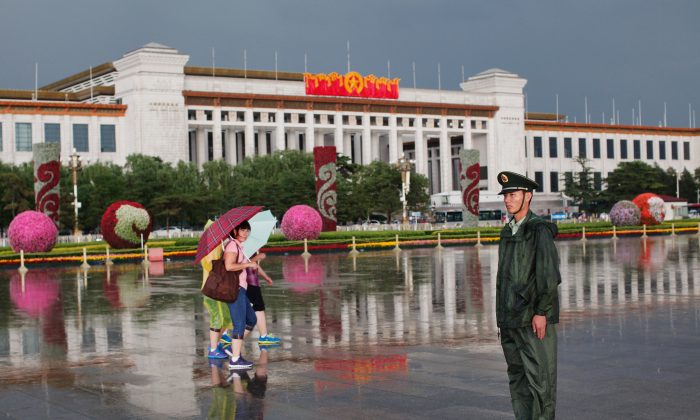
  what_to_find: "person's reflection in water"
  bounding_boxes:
[208,358,236,419]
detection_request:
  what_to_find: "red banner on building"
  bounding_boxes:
[305,71,400,100]
[314,146,337,232]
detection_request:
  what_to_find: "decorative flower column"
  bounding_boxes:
[314,146,337,232]
[33,143,61,225]
[459,149,480,228]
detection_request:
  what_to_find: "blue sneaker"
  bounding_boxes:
[259,342,281,351]
[220,332,232,345]
[228,356,253,370]
[208,346,228,359]
[258,335,281,345]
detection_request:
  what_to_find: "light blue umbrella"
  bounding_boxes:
[242,210,277,259]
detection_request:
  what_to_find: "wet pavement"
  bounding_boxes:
[1,236,699,419]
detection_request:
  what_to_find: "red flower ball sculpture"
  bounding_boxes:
[632,193,665,225]
[100,201,153,249]
[280,205,323,240]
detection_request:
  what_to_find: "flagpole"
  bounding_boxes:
[584,96,588,123]
[387,59,391,79]
[556,94,559,121]
[34,62,38,101]
[244,49,247,79]
[304,53,308,73]
[346,40,350,72]
[275,51,278,80]
[437,63,441,91]
[638,100,642,126]
[664,102,667,127]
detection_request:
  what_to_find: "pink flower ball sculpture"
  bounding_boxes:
[280,205,322,240]
[632,193,665,226]
[8,210,58,253]
[100,200,153,249]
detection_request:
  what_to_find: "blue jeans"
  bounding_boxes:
[227,288,257,339]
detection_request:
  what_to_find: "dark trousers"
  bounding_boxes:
[500,324,557,420]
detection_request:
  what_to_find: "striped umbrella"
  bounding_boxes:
[194,205,263,264]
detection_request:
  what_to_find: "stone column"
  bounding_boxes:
[305,111,315,152]
[371,132,381,162]
[226,128,238,165]
[486,120,496,191]
[212,110,222,160]
[439,117,451,192]
[244,109,254,159]
[258,129,268,156]
[362,117,372,164]
[414,125,427,176]
[343,132,352,160]
[388,115,398,163]
[334,118,344,156]
[196,127,206,168]
[463,118,473,149]
[275,112,285,153]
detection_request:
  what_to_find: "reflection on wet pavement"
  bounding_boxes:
[1,236,699,418]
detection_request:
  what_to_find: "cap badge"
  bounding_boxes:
[500,173,509,183]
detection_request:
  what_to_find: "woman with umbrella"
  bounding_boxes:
[223,220,260,370]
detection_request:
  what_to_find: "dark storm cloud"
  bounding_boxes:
[1,0,698,126]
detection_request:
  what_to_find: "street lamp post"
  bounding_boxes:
[69,148,82,236]
[398,154,413,225]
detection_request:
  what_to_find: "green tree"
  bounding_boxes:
[230,151,316,218]
[563,157,603,213]
[603,161,667,202]
[123,154,175,210]
[76,162,126,232]
[679,168,698,203]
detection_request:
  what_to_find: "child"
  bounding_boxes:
[245,252,280,346]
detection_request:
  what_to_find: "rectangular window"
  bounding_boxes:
[549,137,558,158]
[646,140,654,159]
[620,139,628,159]
[592,138,600,158]
[593,172,602,190]
[578,138,587,158]
[100,124,116,152]
[671,141,678,160]
[533,136,542,158]
[15,122,32,152]
[73,124,89,152]
[534,171,544,193]
[564,137,572,158]
[44,123,61,144]
[606,139,614,159]
[659,141,666,159]
[550,171,559,192]
[684,142,690,160]
[633,140,641,159]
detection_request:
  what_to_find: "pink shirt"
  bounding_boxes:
[224,239,248,289]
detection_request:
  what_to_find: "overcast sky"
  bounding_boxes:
[1,0,698,126]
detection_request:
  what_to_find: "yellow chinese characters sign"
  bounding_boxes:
[304,71,400,100]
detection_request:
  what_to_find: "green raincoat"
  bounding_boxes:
[497,210,561,420]
[496,211,561,328]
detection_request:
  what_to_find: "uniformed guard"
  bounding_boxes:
[496,171,561,420]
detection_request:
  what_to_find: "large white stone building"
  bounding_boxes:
[1,43,698,213]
